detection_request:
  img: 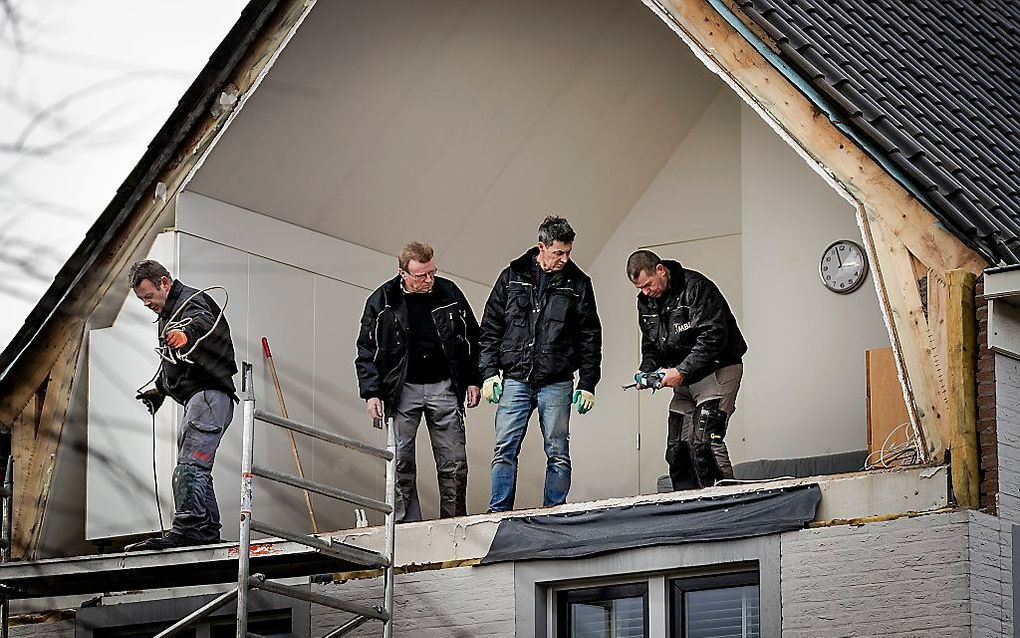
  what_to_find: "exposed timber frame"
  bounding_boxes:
[0,0,316,559]
[644,1,984,498]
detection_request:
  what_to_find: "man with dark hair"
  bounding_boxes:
[356,242,482,522]
[479,216,602,512]
[126,259,237,550]
[627,249,746,491]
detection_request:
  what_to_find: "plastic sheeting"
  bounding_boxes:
[480,484,821,565]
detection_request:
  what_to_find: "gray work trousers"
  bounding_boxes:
[173,389,232,541]
[667,364,742,490]
[391,379,467,522]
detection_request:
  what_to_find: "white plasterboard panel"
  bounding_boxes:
[86,233,178,540]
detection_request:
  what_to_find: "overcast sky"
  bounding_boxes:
[0,1,248,353]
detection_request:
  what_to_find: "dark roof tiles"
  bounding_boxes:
[737,0,1020,264]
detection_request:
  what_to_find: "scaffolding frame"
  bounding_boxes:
[155,362,396,638]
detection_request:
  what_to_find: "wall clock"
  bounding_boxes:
[819,239,868,294]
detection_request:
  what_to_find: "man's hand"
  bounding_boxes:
[466,386,481,408]
[661,367,685,388]
[366,397,384,420]
[573,390,596,415]
[165,329,188,349]
[135,389,164,415]
[482,376,503,404]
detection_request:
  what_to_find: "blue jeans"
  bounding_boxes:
[489,379,573,512]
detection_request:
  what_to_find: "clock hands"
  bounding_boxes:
[834,247,844,268]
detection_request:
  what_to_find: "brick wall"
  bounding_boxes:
[977,277,998,513]
[311,564,515,637]
[780,512,972,637]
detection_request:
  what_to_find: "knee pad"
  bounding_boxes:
[697,400,729,442]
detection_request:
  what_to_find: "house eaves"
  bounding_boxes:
[732,0,1020,266]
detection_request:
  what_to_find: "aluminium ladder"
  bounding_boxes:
[155,362,397,638]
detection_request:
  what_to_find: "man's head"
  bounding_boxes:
[129,260,173,314]
[627,250,670,298]
[536,215,575,272]
[398,241,437,293]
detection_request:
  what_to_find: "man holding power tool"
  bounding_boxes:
[627,250,746,491]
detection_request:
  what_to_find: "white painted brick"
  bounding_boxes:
[310,564,515,637]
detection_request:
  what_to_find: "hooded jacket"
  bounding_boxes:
[636,260,746,384]
[356,276,482,407]
[156,280,238,405]
[478,248,602,392]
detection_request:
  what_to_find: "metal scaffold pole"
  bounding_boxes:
[383,415,396,638]
[1,456,12,638]
[236,363,255,638]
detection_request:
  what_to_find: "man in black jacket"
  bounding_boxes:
[127,260,237,550]
[356,242,481,521]
[479,216,602,512]
[627,250,747,491]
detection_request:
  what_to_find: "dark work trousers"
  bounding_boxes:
[172,389,232,541]
[391,379,468,522]
[666,364,742,490]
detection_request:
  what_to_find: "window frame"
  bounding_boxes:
[669,570,760,638]
[555,581,650,638]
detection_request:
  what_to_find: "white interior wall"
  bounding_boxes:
[739,105,889,459]
[584,88,743,497]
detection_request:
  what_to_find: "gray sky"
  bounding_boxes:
[0,0,248,352]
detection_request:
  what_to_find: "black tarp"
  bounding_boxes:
[479,484,821,565]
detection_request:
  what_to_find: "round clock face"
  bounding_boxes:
[819,240,868,293]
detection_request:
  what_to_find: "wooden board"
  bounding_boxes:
[866,346,911,458]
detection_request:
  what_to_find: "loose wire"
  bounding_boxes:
[136,285,229,534]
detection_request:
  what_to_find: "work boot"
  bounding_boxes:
[125,532,187,551]
[124,532,220,552]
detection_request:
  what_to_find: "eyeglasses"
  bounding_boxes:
[401,268,437,281]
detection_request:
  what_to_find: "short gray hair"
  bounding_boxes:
[128,259,171,288]
[537,215,575,245]
[626,250,662,280]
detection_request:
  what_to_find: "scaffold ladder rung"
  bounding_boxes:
[249,574,389,621]
[254,409,393,461]
[250,519,388,567]
[251,465,392,514]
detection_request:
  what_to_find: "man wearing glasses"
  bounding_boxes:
[356,241,482,522]
[478,216,603,512]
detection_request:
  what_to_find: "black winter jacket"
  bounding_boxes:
[156,280,238,405]
[637,260,746,384]
[356,276,482,407]
[478,248,602,393]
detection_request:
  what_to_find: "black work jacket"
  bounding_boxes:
[637,261,746,384]
[356,276,482,407]
[478,248,602,393]
[156,280,238,405]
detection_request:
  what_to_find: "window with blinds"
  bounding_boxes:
[671,572,760,638]
[556,582,649,638]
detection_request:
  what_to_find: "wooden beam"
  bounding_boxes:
[11,336,81,559]
[945,269,979,508]
[654,0,989,460]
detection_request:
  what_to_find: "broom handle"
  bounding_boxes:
[262,337,319,533]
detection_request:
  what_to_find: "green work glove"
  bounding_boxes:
[573,390,596,415]
[482,375,503,404]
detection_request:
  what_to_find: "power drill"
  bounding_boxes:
[621,369,667,392]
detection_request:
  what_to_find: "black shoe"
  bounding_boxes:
[125,532,190,552]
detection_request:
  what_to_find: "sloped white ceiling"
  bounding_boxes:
[187,0,721,284]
